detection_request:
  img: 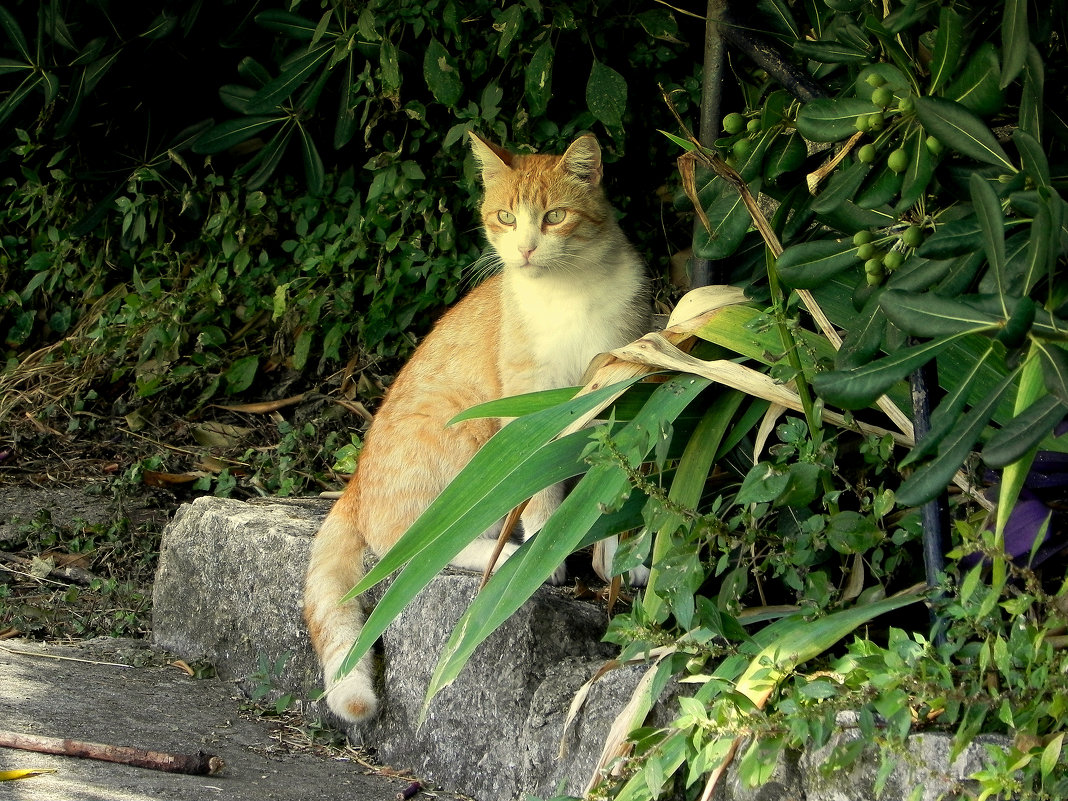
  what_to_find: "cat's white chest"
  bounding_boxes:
[511,271,631,389]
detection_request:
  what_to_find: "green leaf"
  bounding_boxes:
[340,378,651,674]
[896,368,1019,507]
[826,511,882,553]
[917,217,983,258]
[693,179,757,259]
[1014,129,1050,189]
[380,39,401,91]
[775,240,860,288]
[248,43,333,113]
[999,0,1028,89]
[334,56,357,149]
[297,123,324,196]
[813,334,963,410]
[1019,43,1043,136]
[637,8,681,42]
[946,43,1004,115]
[793,39,869,63]
[643,391,745,621]
[422,376,710,710]
[734,592,925,706]
[1023,200,1054,294]
[659,129,697,152]
[928,7,963,94]
[423,37,463,106]
[896,125,934,213]
[192,115,286,154]
[901,345,994,467]
[0,56,28,76]
[0,73,42,128]
[311,9,332,46]
[836,291,886,369]
[524,40,553,116]
[755,0,799,39]
[764,132,806,182]
[737,462,791,504]
[219,84,255,114]
[0,5,31,62]
[1041,733,1064,780]
[243,123,294,190]
[983,393,1067,468]
[913,96,1015,171]
[811,160,871,214]
[880,290,1001,338]
[796,97,879,143]
[255,10,319,39]
[494,5,523,57]
[1039,344,1068,406]
[224,355,259,394]
[586,60,627,128]
[856,162,904,209]
[970,173,1008,295]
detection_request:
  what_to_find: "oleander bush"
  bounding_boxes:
[339,1,1068,799]
[0,0,695,443]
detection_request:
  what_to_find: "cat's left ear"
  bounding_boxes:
[558,134,603,187]
[468,132,514,183]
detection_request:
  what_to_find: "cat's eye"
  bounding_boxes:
[497,210,516,225]
[544,208,566,225]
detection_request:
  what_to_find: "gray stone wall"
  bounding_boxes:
[152,496,998,801]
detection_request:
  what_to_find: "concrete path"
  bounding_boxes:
[0,638,466,801]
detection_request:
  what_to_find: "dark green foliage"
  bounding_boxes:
[0,0,696,422]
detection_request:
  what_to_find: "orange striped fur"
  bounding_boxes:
[303,133,649,723]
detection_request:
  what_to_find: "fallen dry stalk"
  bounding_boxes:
[0,730,224,776]
[0,551,99,587]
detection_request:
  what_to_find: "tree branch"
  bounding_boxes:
[0,730,224,776]
[718,16,826,103]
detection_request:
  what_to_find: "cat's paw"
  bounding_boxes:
[626,565,650,588]
[545,562,568,586]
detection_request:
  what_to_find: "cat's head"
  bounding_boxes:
[469,133,614,276]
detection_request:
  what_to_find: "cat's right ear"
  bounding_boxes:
[468,132,513,183]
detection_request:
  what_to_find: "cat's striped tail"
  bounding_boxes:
[303,492,379,723]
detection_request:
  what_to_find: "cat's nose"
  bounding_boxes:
[519,246,536,261]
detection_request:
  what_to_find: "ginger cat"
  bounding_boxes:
[303,132,649,724]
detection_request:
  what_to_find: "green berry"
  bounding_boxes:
[732,138,754,159]
[723,113,746,134]
[897,95,914,113]
[887,148,909,173]
[858,144,877,164]
[883,250,904,270]
[868,113,885,132]
[865,73,887,88]
[747,119,761,133]
[858,243,876,260]
[853,230,874,246]
[926,136,944,156]
[871,87,893,108]
[866,270,884,287]
[855,114,872,133]
[864,257,884,274]
[902,225,924,248]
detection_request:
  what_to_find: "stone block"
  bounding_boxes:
[152,496,625,800]
[152,496,1009,801]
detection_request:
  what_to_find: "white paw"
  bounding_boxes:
[626,564,650,588]
[545,562,568,586]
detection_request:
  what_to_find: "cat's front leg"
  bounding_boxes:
[520,483,568,585]
[593,535,650,588]
[449,519,520,574]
